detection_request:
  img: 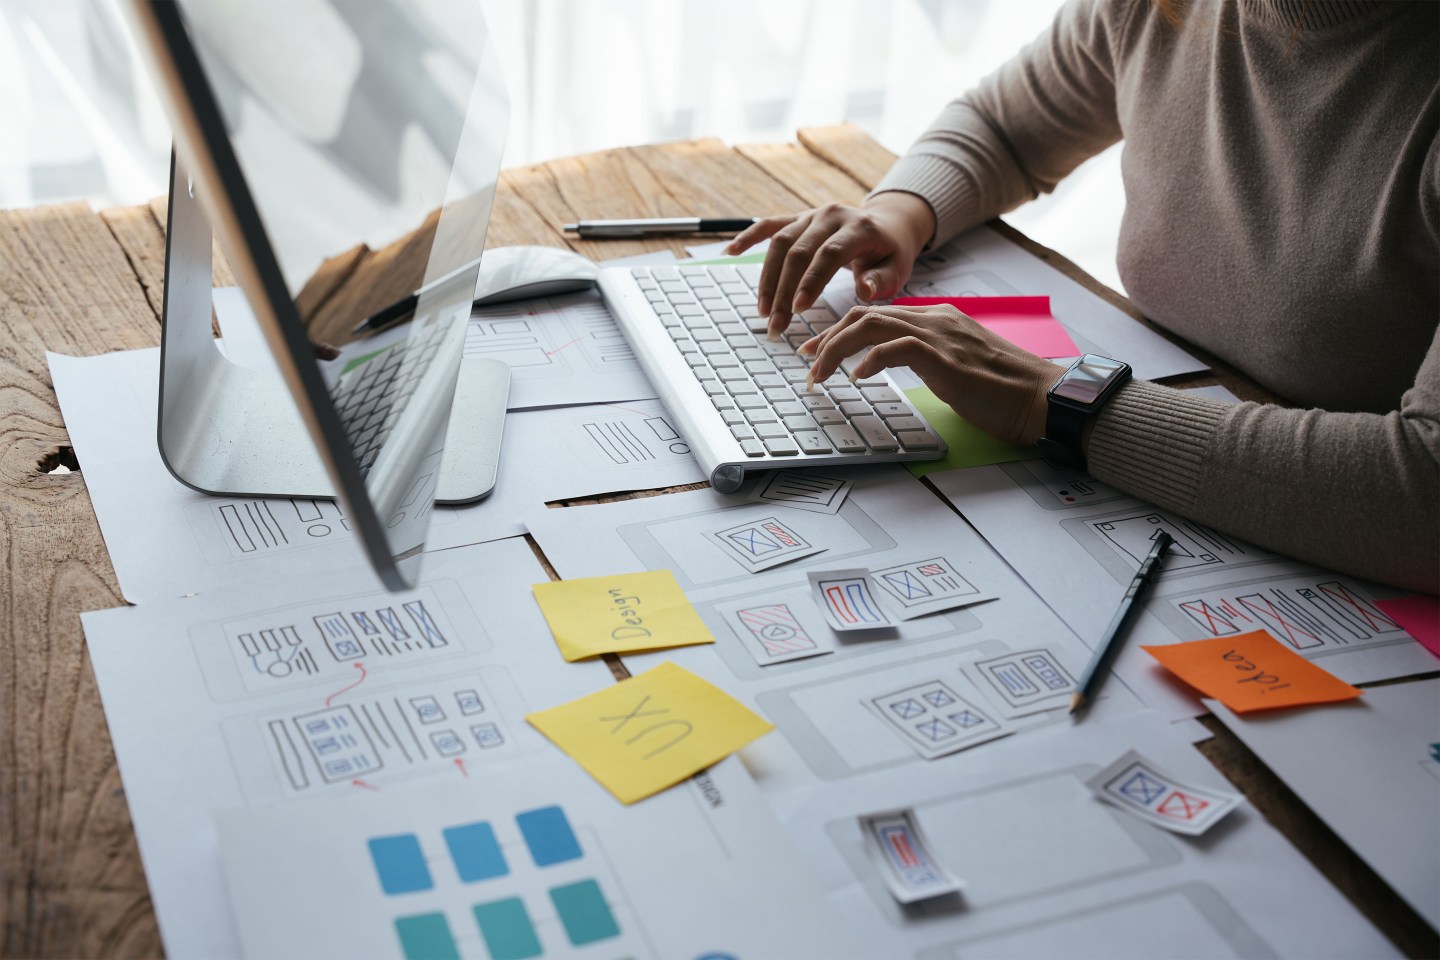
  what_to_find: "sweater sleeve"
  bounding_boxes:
[871,0,1136,247]
[1087,329,1440,593]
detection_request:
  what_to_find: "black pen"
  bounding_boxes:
[1069,531,1174,717]
[561,217,757,238]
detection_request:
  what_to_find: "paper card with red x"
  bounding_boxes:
[1086,749,1242,836]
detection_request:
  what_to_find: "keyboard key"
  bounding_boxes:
[860,385,901,404]
[711,395,735,409]
[704,380,727,396]
[740,439,765,456]
[813,409,846,425]
[897,430,941,450]
[710,353,742,368]
[754,373,787,389]
[744,359,777,375]
[745,407,779,424]
[700,341,730,356]
[826,385,860,401]
[686,354,709,367]
[676,303,705,317]
[773,355,807,369]
[795,431,833,454]
[691,327,722,341]
[873,401,912,417]
[718,367,750,381]
[737,264,762,287]
[823,423,867,453]
[763,387,793,402]
[839,400,871,416]
[885,415,926,433]
[783,413,820,432]
[763,436,800,455]
[851,415,899,451]
[735,346,765,361]
[801,395,836,411]
[761,339,793,356]
[721,409,746,425]
[718,322,749,337]
[754,422,789,439]
[729,424,755,440]
[773,401,806,417]
[735,394,768,409]
[782,369,809,383]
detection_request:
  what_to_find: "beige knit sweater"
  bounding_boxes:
[874,0,1439,593]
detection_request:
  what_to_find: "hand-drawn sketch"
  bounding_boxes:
[749,472,852,515]
[201,496,353,558]
[1168,577,1404,653]
[809,569,894,631]
[1088,750,1240,836]
[1089,511,1263,571]
[711,515,826,572]
[865,679,1008,760]
[962,648,1076,718]
[258,675,511,794]
[582,412,690,464]
[216,589,464,694]
[869,557,991,619]
[734,602,826,663]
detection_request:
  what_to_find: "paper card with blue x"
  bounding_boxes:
[1086,749,1242,836]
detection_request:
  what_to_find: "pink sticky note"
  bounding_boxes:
[892,296,1081,358]
[1374,596,1440,658]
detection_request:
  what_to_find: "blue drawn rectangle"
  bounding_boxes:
[443,821,508,882]
[550,878,621,946]
[472,897,542,960]
[368,834,433,895]
[394,912,459,960]
[516,805,583,866]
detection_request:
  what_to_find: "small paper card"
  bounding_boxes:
[1142,630,1362,712]
[1087,749,1241,836]
[710,515,826,572]
[960,647,1077,718]
[808,568,894,631]
[712,586,834,666]
[868,556,996,620]
[863,679,1010,759]
[748,471,852,515]
[859,808,964,904]
[526,662,774,804]
[892,295,1081,358]
[532,570,715,662]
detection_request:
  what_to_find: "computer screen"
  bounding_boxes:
[131,0,509,587]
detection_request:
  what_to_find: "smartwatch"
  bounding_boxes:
[1037,354,1132,468]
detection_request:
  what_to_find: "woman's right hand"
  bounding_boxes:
[724,191,936,339]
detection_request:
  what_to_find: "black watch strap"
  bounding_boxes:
[1036,355,1132,468]
[1039,403,1088,467]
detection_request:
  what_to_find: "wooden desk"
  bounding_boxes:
[0,124,1432,958]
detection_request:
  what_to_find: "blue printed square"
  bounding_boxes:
[516,805,582,867]
[442,821,508,882]
[368,834,433,895]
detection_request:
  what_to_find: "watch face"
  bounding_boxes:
[1052,354,1128,406]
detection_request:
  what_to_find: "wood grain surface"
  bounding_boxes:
[0,127,1431,959]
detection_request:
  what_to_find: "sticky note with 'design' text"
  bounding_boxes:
[1142,630,1362,713]
[532,570,715,662]
[526,661,774,804]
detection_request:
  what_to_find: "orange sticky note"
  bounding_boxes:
[1142,630,1362,713]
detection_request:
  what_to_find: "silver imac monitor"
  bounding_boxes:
[125,0,511,589]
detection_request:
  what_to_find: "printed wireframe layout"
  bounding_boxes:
[465,290,637,377]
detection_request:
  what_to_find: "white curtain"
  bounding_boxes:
[0,0,1123,290]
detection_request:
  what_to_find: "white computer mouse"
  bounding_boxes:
[472,245,600,306]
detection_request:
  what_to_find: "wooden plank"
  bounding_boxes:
[798,122,898,192]
[735,140,869,207]
[97,205,167,322]
[147,195,237,288]
[0,202,164,958]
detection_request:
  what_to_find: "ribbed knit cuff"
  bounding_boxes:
[868,153,984,251]
[1086,380,1234,513]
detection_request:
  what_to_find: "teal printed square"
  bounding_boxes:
[515,805,582,867]
[472,897,542,960]
[549,878,620,946]
[394,912,459,960]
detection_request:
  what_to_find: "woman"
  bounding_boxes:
[727,0,1438,593]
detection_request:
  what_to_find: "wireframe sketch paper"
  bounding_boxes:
[1086,749,1242,836]
[1208,680,1440,929]
[48,349,701,602]
[821,225,1207,381]
[526,661,774,804]
[80,537,616,958]
[747,470,853,515]
[523,466,1146,799]
[859,808,964,904]
[809,568,895,632]
[772,710,1397,960]
[216,753,858,960]
[929,461,1436,718]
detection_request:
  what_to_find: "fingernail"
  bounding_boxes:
[767,331,781,343]
[804,372,815,391]
[797,342,814,356]
[847,372,859,383]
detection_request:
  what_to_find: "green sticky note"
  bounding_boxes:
[903,387,1036,477]
[685,251,767,266]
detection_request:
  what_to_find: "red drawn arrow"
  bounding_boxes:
[545,335,585,357]
[325,662,368,708]
[454,758,468,778]
[351,779,379,792]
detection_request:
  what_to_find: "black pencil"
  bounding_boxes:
[1069,530,1174,717]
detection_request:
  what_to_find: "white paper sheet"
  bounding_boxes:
[1208,680,1440,928]
[523,466,1147,799]
[929,462,1436,718]
[821,225,1207,382]
[49,349,702,601]
[774,710,1398,959]
[80,538,615,958]
[215,753,855,960]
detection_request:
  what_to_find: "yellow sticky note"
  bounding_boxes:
[526,662,774,804]
[532,570,715,662]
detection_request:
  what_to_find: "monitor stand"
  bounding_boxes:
[157,153,507,505]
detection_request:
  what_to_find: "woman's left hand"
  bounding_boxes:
[802,303,1062,447]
